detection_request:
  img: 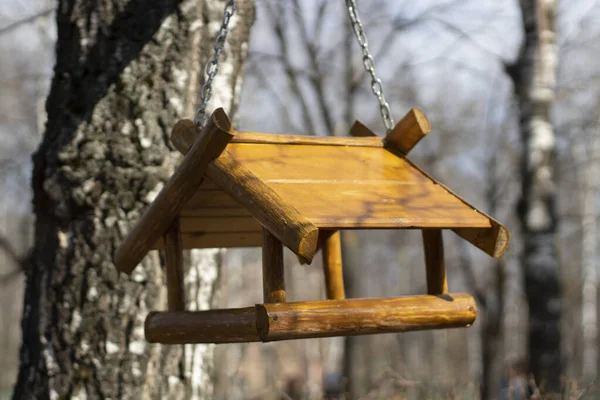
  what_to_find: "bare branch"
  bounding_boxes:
[291,0,334,134]
[266,2,317,135]
[0,7,54,36]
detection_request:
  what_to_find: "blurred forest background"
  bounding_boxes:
[1,0,600,398]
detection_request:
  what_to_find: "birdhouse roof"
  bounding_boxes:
[114,109,508,275]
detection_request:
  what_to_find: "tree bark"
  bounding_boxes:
[13,1,254,398]
[574,132,599,383]
[508,0,562,389]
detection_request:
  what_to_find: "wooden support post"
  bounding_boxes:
[262,228,286,303]
[163,218,185,311]
[114,109,233,274]
[256,293,476,342]
[384,108,431,155]
[422,229,448,295]
[145,308,261,344]
[321,231,345,300]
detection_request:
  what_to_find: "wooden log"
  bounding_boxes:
[163,218,185,311]
[145,308,261,344]
[230,131,383,148]
[422,229,448,294]
[171,125,320,264]
[262,228,286,303]
[453,219,509,258]
[114,109,233,274]
[384,108,431,155]
[256,293,477,342]
[349,120,379,137]
[321,230,345,300]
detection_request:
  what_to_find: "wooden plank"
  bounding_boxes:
[145,308,261,344]
[154,232,263,250]
[179,207,252,218]
[172,130,319,264]
[226,143,430,183]
[262,228,286,303]
[265,181,493,229]
[321,231,345,300]
[422,229,448,295]
[163,219,185,311]
[183,188,244,209]
[384,108,431,155]
[256,293,477,341]
[230,131,383,147]
[114,108,233,274]
[179,216,261,233]
[349,120,379,137]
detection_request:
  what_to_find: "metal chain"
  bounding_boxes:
[194,0,236,127]
[345,0,395,132]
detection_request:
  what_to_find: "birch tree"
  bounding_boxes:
[507,0,562,387]
[13,1,254,398]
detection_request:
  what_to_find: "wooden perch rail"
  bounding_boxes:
[144,293,477,344]
[114,109,233,274]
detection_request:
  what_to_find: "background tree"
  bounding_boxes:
[12,0,254,398]
[506,0,562,387]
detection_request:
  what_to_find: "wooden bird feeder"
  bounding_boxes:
[114,108,509,344]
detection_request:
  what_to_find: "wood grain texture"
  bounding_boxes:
[163,219,185,311]
[321,231,345,299]
[256,293,477,341]
[230,131,383,147]
[422,229,448,294]
[384,108,431,155]
[266,181,492,229]
[169,117,508,257]
[226,143,430,182]
[114,108,233,274]
[153,232,263,250]
[171,130,319,263]
[262,228,286,303]
[401,155,510,258]
[179,216,261,233]
[145,308,261,344]
[207,153,319,263]
[453,219,509,258]
[349,120,379,137]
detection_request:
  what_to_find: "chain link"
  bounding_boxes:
[194,0,236,127]
[345,0,395,132]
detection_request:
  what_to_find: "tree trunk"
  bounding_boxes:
[13,1,254,398]
[574,131,599,383]
[508,0,561,389]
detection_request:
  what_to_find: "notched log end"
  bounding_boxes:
[255,304,270,341]
[492,224,510,258]
[297,226,320,265]
[212,107,232,132]
[144,311,160,342]
[384,108,432,155]
[411,108,431,134]
[114,246,136,275]
[171,119,197,155]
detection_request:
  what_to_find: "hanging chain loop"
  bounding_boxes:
[194,0,236,127]
[345,0,395,132]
